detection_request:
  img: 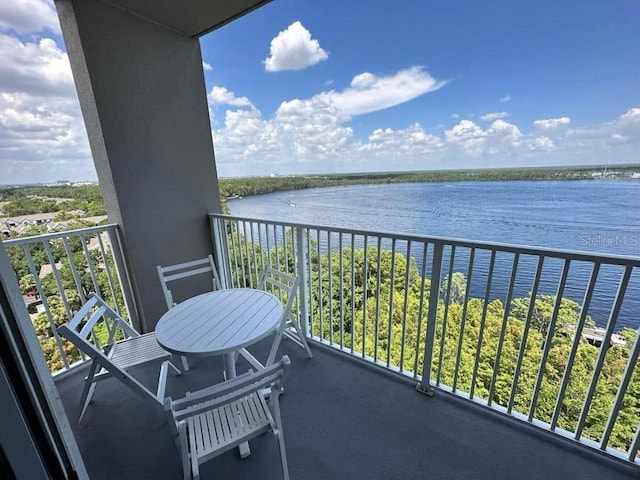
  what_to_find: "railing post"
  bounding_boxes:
[210,215,232,289]
[417,242,443,396]
[107,226,140,331]
[295,226,310,338]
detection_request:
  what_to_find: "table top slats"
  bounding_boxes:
[155,289,283,357]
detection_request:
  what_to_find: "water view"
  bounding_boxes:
[229,180,640,329]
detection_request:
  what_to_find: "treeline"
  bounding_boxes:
[0,185,106,217]
[219,164,640,201]
[4,164,639,217]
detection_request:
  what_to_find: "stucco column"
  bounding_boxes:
[55,0,222,330]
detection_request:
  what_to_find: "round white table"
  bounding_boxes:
[156,288,283,458]
[156,288,282,372]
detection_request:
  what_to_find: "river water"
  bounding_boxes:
[229,180,640,330]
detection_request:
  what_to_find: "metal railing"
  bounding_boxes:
[210,213,640,465]
[3,224,137,375]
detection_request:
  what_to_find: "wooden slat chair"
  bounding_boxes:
[157,255,222,309]
[157,255,222,371]
[58,294,180,422]
[259,265,313,366]
[164,356,291,480]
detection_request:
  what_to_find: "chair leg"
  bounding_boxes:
[287,319,313,359]
[272,395,289,480]
[78,361,99,422]
[169,361,182,375]
[222,355,227,380]
[178,422,191,480]
[278,432,290,480]
[266,330,284,367]
[180,356,190,372]
[157,361,170,401]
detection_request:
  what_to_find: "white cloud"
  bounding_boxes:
[202,61,213,71]
[444,118,523,156]
[264,21,328,72]
[445,120,487,155]
[488,119,521,142]
[619,107,640,122]
[212,73,450,174]
[528,136,555,151]
[0,0,60,34]
[0,91,91,181]
[533,116,570,130]
[207,86,253,108]
[314,67,447,117]
[214,97,355,170]
[500,95,511,103]
[0,34,75,97]
[360,124,443,159]
[481,111,508,122]
[0,32,93,183]
[451,113,460,119]
[1,10,638,182]
[561,108,640,149]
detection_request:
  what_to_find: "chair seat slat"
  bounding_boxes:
[110,333,170,368]
[189,394,270,458]
[240,396,256,430]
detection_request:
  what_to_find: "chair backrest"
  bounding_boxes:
[58,294,139,356]
[157,254,222,309]
[257,265,300,320]
[164,355,291,430]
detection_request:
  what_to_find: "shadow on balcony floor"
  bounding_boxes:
[55,338,638,480]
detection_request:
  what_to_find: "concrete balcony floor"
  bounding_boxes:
[55,338,639,480]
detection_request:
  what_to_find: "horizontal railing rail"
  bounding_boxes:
[210,212,640,466]
[3,224,137,376]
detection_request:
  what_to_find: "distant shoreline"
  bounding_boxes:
[2,165,638,217]
[219,164,640,203]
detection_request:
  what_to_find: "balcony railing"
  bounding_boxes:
[4,217,639,467]
[3,224,137,375]
[209,213,640,466]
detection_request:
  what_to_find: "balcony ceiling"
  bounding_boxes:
[104,0,273,37]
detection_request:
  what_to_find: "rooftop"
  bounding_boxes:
[55,338,638,480]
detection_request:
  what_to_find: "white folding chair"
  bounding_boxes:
[157,254,222,371]
[164,356,291,480]
[57,294,180,421]
[157,254,222,309]
[259,265,313,366]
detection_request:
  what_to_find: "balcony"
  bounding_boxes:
[55,337,638,480]
[5,216,640,478]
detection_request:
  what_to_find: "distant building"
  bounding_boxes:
[582,326,627,348]
[38,263,63,279]
[1,213,58,228]
[72,181,98,186]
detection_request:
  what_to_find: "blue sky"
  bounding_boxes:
[0,0,639,182]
